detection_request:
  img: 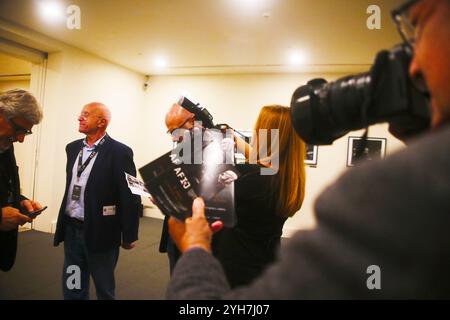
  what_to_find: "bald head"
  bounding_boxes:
[78,102,111,137]
[165,103,194,133]
[85,102,111,126]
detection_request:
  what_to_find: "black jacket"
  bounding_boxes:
[212,164,287,288]
[0,146,25,272]
[54,135,141,252]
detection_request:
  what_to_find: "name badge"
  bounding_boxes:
[103,205,116,216]
[72,185,82,201]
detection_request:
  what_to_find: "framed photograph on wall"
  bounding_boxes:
[347,136,386,167]
[305,144,318,166]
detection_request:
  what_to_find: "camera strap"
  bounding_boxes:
[353,128,369,164]
[354,77,372,163]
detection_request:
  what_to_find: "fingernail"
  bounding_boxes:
[193,197,204,209]
[211,221,223,232]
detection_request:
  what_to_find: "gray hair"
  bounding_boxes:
[0,89,43,125]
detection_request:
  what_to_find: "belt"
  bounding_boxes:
[65,215,84,228]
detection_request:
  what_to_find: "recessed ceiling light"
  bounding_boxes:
[38,1,64,23]
[229,0,272,12]
[288,50,307,66]
[239,0,266,6]
[154,56,167,68]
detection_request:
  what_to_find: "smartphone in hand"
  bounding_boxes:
[23,206,48,219]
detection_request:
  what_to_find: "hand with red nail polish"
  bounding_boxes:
[168,197,222,253]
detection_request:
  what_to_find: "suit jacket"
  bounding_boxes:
[54,134,140,252]
[0,146,25,272]
[167,124,450,299]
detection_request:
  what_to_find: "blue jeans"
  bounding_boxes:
[62,222,119,300]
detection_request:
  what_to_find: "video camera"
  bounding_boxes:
[290,44,431,145]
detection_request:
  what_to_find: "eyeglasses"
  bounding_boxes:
[167,118,193,136]
[391,0,420,49]
[79,111,103,120]
[392,0,430,94]
[7,118,32,136]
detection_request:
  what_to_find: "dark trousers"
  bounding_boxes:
[167,235,181,275]
[62,221,119,300]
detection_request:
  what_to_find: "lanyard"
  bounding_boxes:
[77,136,106,179]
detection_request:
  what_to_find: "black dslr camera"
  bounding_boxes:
[177,95,240,135]
[290,44,430,145]
[177,96,215,129]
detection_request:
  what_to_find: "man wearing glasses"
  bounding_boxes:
[161,103,237,275]
[0,89,44,271]
[53,102,141,299]
[157,103,197,275]
[166,0,450,298]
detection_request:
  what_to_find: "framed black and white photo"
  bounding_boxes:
[305,144,318,166]
[347,136,386,167]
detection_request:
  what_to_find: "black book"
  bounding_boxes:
[139,128,238,227]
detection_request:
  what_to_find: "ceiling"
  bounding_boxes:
[0,0,405,75]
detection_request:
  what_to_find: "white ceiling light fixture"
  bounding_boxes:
[240,0,262,5]
[229,0,273,12]
[288,50,307,66]
[154,56,167,69]
[38,0,65,24]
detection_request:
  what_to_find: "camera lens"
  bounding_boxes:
[290,44,430,145]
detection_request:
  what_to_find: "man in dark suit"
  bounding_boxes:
[0,89,44,272]
[54,102,140,300]
[167,0,450,299]
[159,103,196,274]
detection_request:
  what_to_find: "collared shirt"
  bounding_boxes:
[65,134,106,221]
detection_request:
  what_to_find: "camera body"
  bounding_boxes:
[290,44,431,145]
[177,96,215,129]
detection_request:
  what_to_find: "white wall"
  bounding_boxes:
[142,73,406,236]
[14,47,405,236]
[30,47,147,233]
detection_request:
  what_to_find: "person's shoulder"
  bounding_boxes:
[67,138,82,146]
[235,163,270,182]
[235,163,272,194]
[236,163,263,175]
[107,136,133,151]
[400,124,450,158]
[66,139,83,150]
[320,125,450,204]
[374,124,450,174]
[352,125,449,173]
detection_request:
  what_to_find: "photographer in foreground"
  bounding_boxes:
[167,0,450,298]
